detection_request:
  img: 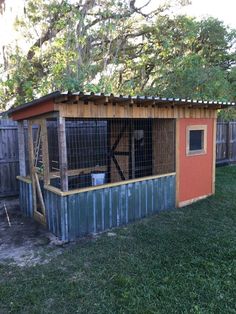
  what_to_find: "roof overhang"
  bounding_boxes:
[8,91,236,119]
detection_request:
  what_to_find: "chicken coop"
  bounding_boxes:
[8,91,233,241]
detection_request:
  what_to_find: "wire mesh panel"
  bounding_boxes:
[66,120,107,170]
[32,124,43,170]
[31,122,45,217]
[63,118,176,191]
[66,119,107,189]
[47,118,60,188]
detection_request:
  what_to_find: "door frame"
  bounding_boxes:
[28,118,49,225]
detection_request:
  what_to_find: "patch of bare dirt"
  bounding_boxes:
[0,198,64,267]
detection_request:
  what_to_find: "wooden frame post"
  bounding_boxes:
[28,119,46,224]
[58,116,68,191]
[17,121,26,177]
[28,120,37,211]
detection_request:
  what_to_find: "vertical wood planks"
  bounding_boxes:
[216,121,236,164]
[57,102,218,120]
[0,119,19,196]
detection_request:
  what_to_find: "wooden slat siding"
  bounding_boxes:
[0,119,19,196]
[58,117,68,191]
[152,119,175,175]
[0,119,31,197]
[56,102,218,119]
[216,121,236,164]
[43,174,176,241]
[216,122,228,162]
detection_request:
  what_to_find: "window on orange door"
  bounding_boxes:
[186,125,207,156]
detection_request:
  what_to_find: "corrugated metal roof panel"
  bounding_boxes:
[8,90,236,115]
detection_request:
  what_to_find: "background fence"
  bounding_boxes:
[216,121,236,165]
[1,119,236,197]
[0,119,19,197]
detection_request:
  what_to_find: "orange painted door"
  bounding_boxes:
[178,118,214,206]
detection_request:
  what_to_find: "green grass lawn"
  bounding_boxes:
[1,166,236,314]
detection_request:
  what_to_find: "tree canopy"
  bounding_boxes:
[0,0,235,111]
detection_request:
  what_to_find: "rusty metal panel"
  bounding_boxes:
[44,190,62,238]
[19,180,33,217]
[69,175,175,240]
[42,174,176,241]
[77,192,87,236]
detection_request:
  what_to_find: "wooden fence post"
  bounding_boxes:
[17,121,26,177]
[58,116,68,191]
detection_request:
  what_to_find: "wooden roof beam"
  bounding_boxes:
[54,95,69,103]
[93,96,110,105]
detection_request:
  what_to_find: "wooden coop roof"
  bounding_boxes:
[8,91,236,121]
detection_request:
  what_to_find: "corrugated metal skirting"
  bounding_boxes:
[19,180,33,217]
[45,174,176,241]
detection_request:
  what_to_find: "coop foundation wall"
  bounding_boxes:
[45,174,176,241]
